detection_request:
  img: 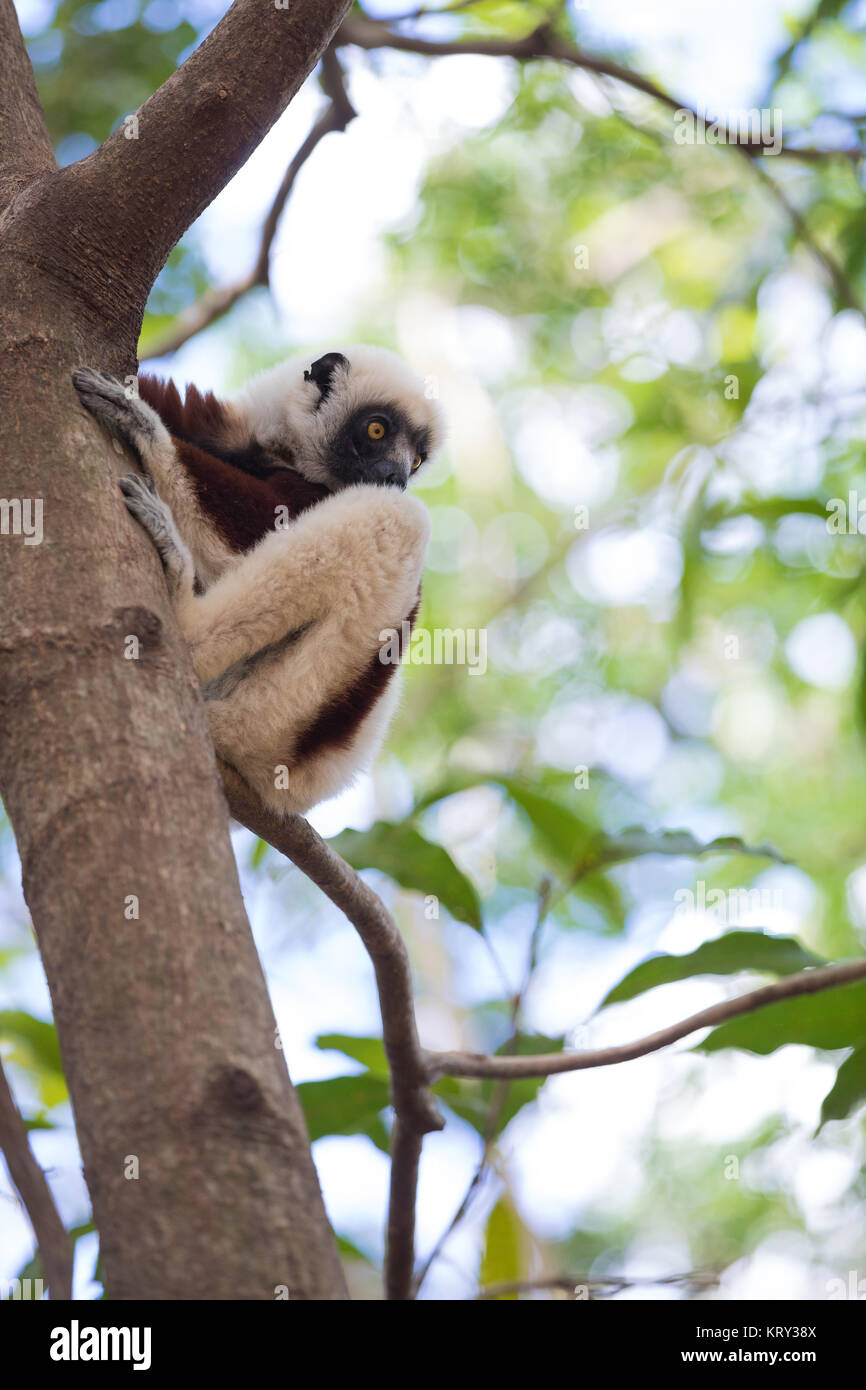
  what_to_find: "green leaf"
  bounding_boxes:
[414,774,592,870]
[576,828,787,878]
[296,1074,391,1153]
[250,837,268,869]
[416,782,786,884]
[480,1195,524,1295]
[23,1112,56,1132]
[697,979,866,1056]
[315,1034,389,1078]
[498,780,593,867]
[336,1234,374,1266]
[331,821,483,931]
[819,1048,866,1128]
[10,1221,94,1299]
[700,497,829,529]
[602,932,824,1008]
[0,1010,64,1083]
[437,1033,564,1139]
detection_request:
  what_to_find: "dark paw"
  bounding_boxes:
[73,366,128,413]
[73,368,152,444]
[119,474,164,532]
[119,472,156,499]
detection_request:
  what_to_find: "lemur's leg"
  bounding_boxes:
[178,484,430,814]
[118,474,196,603]
[179,483,430,683]
[72,368,234,580]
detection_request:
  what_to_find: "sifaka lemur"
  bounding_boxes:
[72,348,444,816]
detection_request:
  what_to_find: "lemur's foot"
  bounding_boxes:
[119,473,193,595]
[72,367,157,451]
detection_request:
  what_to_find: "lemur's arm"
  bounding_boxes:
[72,369,241,584]
[73,369,334,578]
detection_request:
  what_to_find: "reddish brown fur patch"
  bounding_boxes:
[173,438,331,553]
[139,375,238,448]
[139,372,331,553]
[293,590,422,761]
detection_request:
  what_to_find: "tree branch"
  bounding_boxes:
[338,16,861,164]
[338,14,860,308]
[0,0,56,211]
[219,764,444,1300]
[221,765,441,1135]
[745,154,858,310]
[386,1118,424,1300]
[141,47,357,360]
[429,957,866,1080]
[0,1055,72,1300]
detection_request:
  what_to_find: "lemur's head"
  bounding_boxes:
[234,345,445,491]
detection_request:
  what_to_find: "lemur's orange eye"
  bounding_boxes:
[412,455,422,471]
[368,420,386,440]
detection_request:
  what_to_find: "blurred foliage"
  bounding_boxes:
[5,0,866,1300]
[601,931,825,1006]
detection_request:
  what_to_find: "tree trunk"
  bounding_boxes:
[0,0,351,1300]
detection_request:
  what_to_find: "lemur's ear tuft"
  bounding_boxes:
[304,352,349,407]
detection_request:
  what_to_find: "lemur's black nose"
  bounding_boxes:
[367,460,406,488]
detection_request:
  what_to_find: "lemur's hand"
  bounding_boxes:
[72,368,158,458]
[119,474,194,598]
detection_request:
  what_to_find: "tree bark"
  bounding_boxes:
[0,0,351,1300]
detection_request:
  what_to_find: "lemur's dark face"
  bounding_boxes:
[305,351,433,491]
[327,406,431,491]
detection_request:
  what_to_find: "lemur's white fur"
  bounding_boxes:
[232,345,443,487]
[179,486,429,815]
[72,350,441,816]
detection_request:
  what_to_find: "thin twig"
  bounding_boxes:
[144,13,859,359]
[141,48,357,360]
[0,1056,72,1300]
[744,153,858,310]
[377,0,488,23]
[428,956,866,1080]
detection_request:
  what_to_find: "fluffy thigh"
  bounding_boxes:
[179,484,430,814]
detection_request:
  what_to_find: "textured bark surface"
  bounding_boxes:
[0,0,351,1300]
